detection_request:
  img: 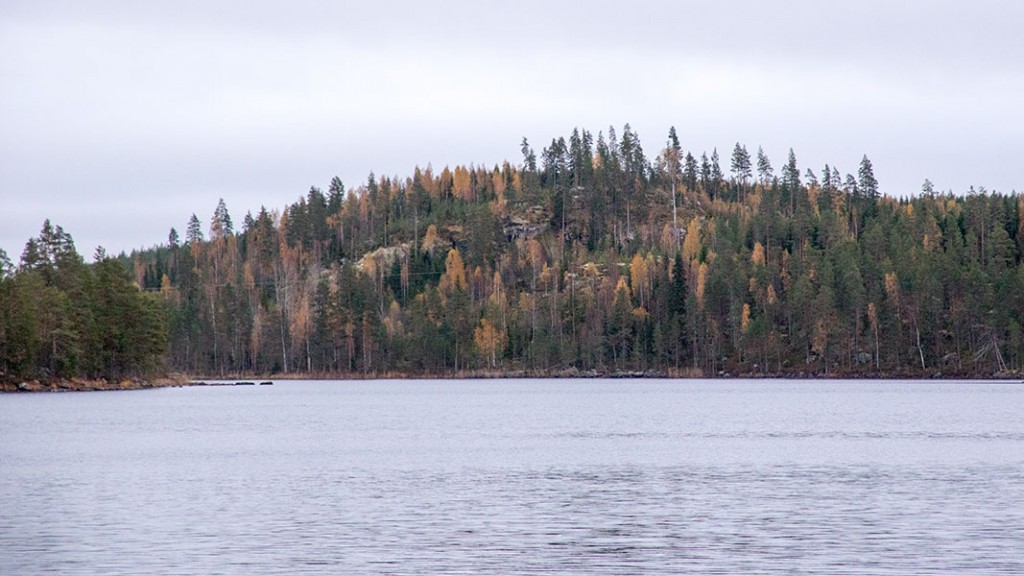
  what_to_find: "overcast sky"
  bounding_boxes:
[2,1,1022,259]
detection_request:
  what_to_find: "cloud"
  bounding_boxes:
[2,1,1022,256]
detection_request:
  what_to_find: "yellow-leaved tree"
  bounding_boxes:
[453,165,473,201]
[421,224,446,254]
[474,317,506,368]
[682,216,702,263]
[439,248,468,296]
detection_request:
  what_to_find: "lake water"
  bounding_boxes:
[2,379,1023,575]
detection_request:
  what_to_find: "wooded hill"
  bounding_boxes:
[3,125,1023,381]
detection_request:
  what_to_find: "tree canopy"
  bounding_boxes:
[3,127,1023,382]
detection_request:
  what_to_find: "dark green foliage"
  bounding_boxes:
[756,146,774,186]
[858,155,879,200]
[0,223,167,382]
[731,143,752,184]
[683,152,698,192]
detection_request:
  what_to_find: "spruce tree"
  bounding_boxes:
[186,214,204,245]
[710,148,723,195]
[211,198,233,239]
[858,155,879,199]
[683,152,698,192]
[669,253,688,366]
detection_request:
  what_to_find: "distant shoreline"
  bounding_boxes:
[190,366,1023,382]
[4,370,1021,393]
[0,375,190,393]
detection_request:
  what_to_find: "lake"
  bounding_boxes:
[2,379,1023,574]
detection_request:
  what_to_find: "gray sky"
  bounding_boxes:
[2,0,1022,259]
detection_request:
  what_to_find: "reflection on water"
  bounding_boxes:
[2,379,1023,574]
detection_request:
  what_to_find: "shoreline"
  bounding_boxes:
[191,365,1023,382]
[0,375,191,393]
[3,370,1021,393]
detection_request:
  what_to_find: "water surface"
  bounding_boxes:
[2,379,1022,574]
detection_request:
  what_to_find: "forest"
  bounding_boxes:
[2,125,1023,382]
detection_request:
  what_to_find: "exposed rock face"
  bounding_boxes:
[356,243,412,274]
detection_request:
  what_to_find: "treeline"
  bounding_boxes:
[0,222,166,381]
[3,125,1024,381]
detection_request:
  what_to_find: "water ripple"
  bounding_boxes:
[2,379,1023,574]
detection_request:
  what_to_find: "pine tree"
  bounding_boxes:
[730,143,752,202]
[730,143,752,185]
[186,214,204,245]
[211,198,233,239]
[756,146,774,186]
[668,126,680,151]
[521,137,537,172]
[783,149,800,190]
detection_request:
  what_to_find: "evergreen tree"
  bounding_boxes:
[665,127,683,251]
[730,143,752,203]
[858,155,879,199]
[328,176,345,213]
[783,149,800,191]
[186,214,204,245]
[211,198,233,239]
[521,137,537,172]
[683,152,698,192]
[782,149,801,215]
[730,143,752,185]
[668,253,688,367]
[0,248,12,280]
[710,148,723,197]
[756,146,774,186]
[700,153,711,196]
